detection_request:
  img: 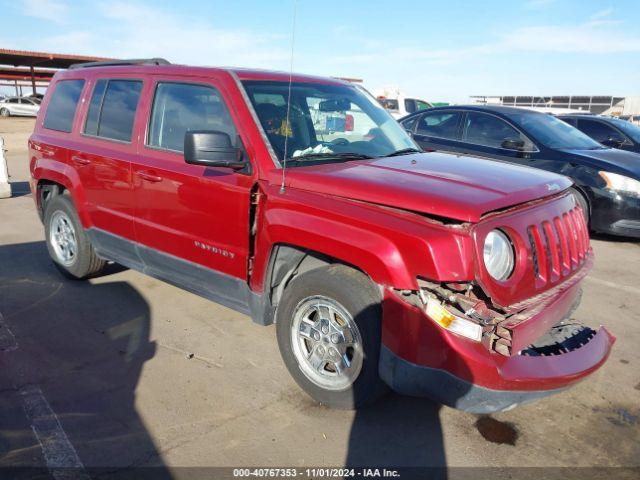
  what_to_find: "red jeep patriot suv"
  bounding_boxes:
[29,59,614,413]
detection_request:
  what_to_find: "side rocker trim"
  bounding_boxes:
[86,228,272,325]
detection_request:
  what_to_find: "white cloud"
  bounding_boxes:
[329,13,640,70]
[502,21,640,53]
[21,0,69,24]
[86,1,290,68]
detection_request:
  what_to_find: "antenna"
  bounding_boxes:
[280,0,298,194]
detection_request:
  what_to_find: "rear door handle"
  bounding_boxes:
[137,171,163,183]
[71,155,91,166]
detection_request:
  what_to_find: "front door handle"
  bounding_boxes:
[71,155,91,166]
[137,171,163,183]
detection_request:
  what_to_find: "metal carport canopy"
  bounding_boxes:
[0,48,113,94]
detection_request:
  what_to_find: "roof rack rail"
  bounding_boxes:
[69,58,171,69]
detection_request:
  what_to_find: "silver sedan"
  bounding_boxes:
[0,97,40,117]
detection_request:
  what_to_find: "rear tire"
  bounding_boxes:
[0,108,10,117]
[44,193,105,279]
[276,264,387,409]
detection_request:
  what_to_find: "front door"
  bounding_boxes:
[131,78,255,308]
[458,111,538,167]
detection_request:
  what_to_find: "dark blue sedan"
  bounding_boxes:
[558,114,640,154]
[400,105,640,238]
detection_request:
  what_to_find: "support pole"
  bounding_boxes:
[0,137,12,198]
[30,66,37,95]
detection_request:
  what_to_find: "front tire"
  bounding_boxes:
[276,264,387,409]
[0,108,10,117]
[44,193,105,279]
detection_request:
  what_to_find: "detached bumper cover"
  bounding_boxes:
[380,327,615,414]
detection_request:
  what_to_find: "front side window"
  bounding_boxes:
[577,119,621,143]
[148,82,237,153]
[463,112,529,149]
[84,79,143,142]
[405,98,432,114]
[43,79,85,133]
[417,111,462,140]
[242,81,416,164]
[609,117,640,143]
[404,99,416,114]
[505,111,603,150]
[415,99,432,111]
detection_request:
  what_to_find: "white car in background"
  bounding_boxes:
[0,96,40,117]
[377,96,432,119]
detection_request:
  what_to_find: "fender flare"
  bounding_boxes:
[33,158,93,227]
[252,209,419,295]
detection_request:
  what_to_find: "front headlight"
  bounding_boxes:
[599,171,640,196]
[483,230,515,281]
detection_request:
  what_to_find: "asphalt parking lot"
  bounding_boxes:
[1,117,639,478]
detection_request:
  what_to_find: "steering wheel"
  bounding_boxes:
[328,138,349,146]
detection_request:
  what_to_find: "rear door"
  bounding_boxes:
[131,75,255,292]
[71,77,142,256]
[412,110,464,152]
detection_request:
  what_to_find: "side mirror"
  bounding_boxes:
[602,136,625,148]
[184,131,246,170]
[501,138,526,150]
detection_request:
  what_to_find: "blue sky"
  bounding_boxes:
[2,0,639,102]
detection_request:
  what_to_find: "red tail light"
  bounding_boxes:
[345,114,354,131]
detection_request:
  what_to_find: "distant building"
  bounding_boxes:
[469,95,640,116]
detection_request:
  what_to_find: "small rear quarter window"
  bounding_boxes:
[43,79,85,133]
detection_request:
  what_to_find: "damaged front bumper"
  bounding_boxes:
[380,326,614,414]
[379,263,615,413]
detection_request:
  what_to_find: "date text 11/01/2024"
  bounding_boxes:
[233,468,400,477]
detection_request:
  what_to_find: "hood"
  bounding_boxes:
[279,152,572,223]
[565,147,640,179]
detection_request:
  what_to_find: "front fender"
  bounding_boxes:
[250,186,475,292]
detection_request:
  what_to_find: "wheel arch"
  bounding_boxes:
[569,184,591,220]
[256,244,385,326]
[34,167,92,227]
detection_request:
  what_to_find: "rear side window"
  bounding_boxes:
[147,82,237,153]
[84,79,143,142]
[43,80,85,133]
[417,111,462,140]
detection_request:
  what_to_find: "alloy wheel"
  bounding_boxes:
[290,295,363,391]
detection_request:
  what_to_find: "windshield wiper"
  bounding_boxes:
[385,147,422,157]
[285,152,374,163]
